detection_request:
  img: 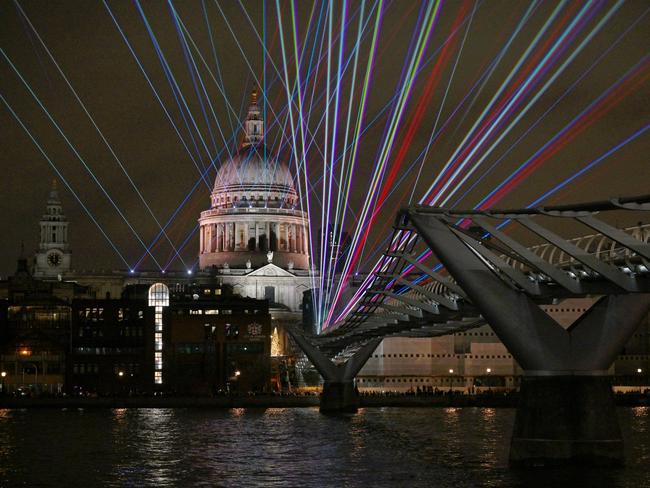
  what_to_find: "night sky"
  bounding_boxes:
[1,0,648,277]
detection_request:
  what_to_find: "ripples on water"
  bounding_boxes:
[0,407,648,487]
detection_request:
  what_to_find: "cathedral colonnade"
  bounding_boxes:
[199,219,309,254]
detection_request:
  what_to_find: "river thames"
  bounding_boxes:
[0,407,648,487]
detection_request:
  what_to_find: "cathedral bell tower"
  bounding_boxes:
[33,180,71,278]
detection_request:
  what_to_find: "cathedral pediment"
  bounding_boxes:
[247,263,295,277]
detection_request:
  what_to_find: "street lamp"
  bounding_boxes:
[1,371,6,395]
[637,368,643,374]
[234,370,241,377]
[486,368,492,374]
[118,371,124,377]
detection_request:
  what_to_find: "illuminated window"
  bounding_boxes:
[148,284,170,307]
[155,310,163,331]
[149,283,169,387]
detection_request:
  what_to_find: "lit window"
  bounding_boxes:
[155,311,163,331]
[149,283,169,386]
[148,283,170,307]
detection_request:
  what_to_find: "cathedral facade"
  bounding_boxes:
[196,89,315,317]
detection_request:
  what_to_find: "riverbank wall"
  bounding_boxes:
[0,392,648,409]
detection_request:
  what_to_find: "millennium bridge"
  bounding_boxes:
[290,194,650,467]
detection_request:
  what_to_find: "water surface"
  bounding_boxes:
[0,407,648,487]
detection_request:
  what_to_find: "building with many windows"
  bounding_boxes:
[63,284,272,396]
[357,297,650,392]
[67,298,151,396]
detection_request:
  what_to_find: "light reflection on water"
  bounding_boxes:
[0,407,648,487]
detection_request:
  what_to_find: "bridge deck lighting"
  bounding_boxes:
[187,269,192,275]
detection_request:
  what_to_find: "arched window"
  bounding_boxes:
[148,283,169,307]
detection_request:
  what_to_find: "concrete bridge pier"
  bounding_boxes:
[288,328,379,413]
[409,211,650,466]
[510,374,621,467]
[320,380,359,413]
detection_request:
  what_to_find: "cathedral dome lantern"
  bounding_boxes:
[198,88,310,271]
[242,87,264,147]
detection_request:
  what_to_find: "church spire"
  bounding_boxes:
[242,86,264,147]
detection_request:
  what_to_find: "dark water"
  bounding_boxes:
[0,407,648,487]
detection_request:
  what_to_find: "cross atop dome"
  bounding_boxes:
[243,86,264,147]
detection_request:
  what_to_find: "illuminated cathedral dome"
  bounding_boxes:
[210,148,299,209]
[198,88,310,271]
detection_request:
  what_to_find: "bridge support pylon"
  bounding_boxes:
[511,374,622,467]
[320,380,359,413]
[287,328,379,413]
[409,211,650,467]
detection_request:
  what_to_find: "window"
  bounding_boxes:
[155,352,163,370]
[155,310,163,331]
[154,371,162,384]
[148,283,170,307]
[264,286,275,303]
